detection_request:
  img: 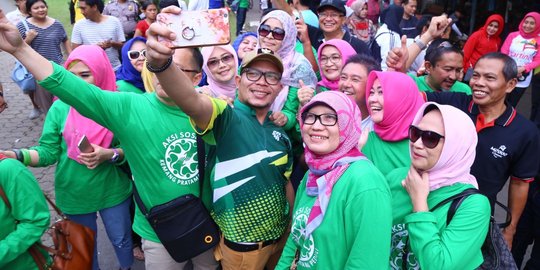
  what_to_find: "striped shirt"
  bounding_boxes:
[17,19,68,65]
[71,16,125,70]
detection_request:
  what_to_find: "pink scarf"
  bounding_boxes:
[201,45,239,99]
[63,45,117,163]
[411,102,478,190]
[299,91,365,237]
[519,12,540,39]
[365,71,424,141]
[317,39,357,91]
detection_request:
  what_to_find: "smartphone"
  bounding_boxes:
[77,135,94,153]
[157,8,231,48]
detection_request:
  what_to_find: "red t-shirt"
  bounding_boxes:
[136,20,150,38]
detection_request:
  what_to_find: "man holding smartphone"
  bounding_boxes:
[145,8,295,269]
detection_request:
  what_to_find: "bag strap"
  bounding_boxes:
[0,184,11,209]
[133,135,206,216]
[21,19,30,33]
[402,188,481,269]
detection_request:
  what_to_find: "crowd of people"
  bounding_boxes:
[0,0,540,269]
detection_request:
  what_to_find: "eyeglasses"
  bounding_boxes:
[408,125,445,149]
[127,49,146,60]
[242,67,282,85]
[258,24,286,41]
[320,54,341,65]
[207,54,234,69]
[302,113,338,126]
[318,12,343,19]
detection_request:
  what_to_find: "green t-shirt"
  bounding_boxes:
[197,98,293,242]
[116,79,143,94]
[0,159,50,270]
[409,74,472,94]
[386,167,491,270]
[276,160,392,269]
[31,101,132,215]
[40,63,203,242]
[362,131,411,176]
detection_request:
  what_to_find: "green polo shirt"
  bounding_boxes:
[195,98,293,242]
[409,74,472,95]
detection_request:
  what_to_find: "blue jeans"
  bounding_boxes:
[66,197,134,270]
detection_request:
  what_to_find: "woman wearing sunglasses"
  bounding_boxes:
[116,36,147,93]
[257,10,317,127]
[276,91,392,269]
[317,39,357,92]
[2,45,134,270]
[387,102,490,269]
[361,71,424,176]
[200,44,239,99]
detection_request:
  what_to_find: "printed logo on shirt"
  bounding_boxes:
[291,207,319,268]
[490,145,508,158]
[390,223,419,269]
[272,130,282,142]
[160,132,199,185]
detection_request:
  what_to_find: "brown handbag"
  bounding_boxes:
[0,181,95,270]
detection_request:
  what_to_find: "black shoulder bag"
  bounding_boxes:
[402,188,518,270]
[133,136,219,262]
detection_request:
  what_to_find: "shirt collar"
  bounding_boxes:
[233,99,272,118]
[468,100,517,127]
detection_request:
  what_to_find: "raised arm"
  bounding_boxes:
[0,10,53,80]
[145,7,214,130]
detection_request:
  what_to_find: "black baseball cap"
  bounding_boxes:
[317,0,347,16]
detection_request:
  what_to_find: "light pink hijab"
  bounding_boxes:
[411,102,478,190]
[201,45,239,99]
[63,45,117,163]
[317,39,357,91]
[365,71,424,141]
[299,91,365,237]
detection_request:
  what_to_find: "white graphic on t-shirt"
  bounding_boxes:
[490,145,508,158]
[212,150,282,202]
[272,130,282,142]
[160,132,198,185]
[292,207,319,268]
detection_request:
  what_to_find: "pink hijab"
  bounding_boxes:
[63,45,117,163]
[201,45,239,99]
[299,91,365,237]
[317,39,357,91]
[365,71,424,141]
[519,12,540,39]
[411,102,478,190]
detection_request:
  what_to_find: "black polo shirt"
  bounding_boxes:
[426,92,540,202]
[307,25,370,56]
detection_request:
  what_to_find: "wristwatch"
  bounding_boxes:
[110,148,120,163]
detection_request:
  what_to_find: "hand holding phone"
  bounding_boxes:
[157,8,231,48]
[78,135,94,153]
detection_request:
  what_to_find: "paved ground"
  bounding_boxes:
[0,2,532,268]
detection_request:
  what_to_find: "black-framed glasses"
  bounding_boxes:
[242,67,282,85]
[320,54,341,65]
[258,24,286,41]
[127,49,146,60]
[409,125,445,149]
[207,54,235,69]
[302,113,338,126]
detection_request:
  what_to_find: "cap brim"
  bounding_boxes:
[241,54,284,74]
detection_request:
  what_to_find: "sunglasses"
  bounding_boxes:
[408,125,445,149]
[127,49,146,61]
[258,24,286,41]
[207,54,234,69]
